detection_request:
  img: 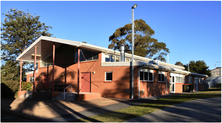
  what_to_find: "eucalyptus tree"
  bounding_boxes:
[108,19,169,62]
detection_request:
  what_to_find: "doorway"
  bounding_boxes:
[170,76,175,93]
[80,72,91,92]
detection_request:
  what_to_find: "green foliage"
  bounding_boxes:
[1,60,20,82]
[108,19,170,62]
[1,8,52,97]
[1,8,52,62]
[175,61,184,66]
[21,82,33,91]
[184,60,211,77]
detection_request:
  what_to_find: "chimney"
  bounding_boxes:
[120,45,125,62]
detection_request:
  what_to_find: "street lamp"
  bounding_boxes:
[131,4,137,99]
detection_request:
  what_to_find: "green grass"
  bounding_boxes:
[76,85,221,122]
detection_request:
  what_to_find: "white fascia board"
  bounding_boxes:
[190,72,208,77]
[171,68,190,75]
[101,62,131,66]
[170,73,185,77]
[41,36,82,47]
[158,62,185,70]
[81,43,121,55]
[16,36,82,61]
[101,61,144,67]
[16,36,42,61]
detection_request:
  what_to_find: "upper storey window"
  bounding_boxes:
[105,54,120,62]
[75,49,98,62]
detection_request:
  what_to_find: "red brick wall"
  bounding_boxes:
[139,70,170,98]
[26,50,171,99]
[27,52,140,99]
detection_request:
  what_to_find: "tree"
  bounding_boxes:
[108,19,170,62]
[1,8,52,62]
[1,8,52,97]
[175,61,184,67]
[184,60,211,77]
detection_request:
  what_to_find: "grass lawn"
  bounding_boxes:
[76,84,221,122]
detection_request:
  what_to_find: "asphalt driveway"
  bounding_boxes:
[127,97,221,122]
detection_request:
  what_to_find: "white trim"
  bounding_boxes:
[140,69,154,82]
[16,36,82,61]
[25,70,38,75]
[158,71,165,82]
[105,71,113,81]
[170,73,184,77]
[29,76,34,82]
[189,76,192,84]
[170,74,175,93]
[16,36,185,71]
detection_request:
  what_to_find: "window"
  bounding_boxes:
[80,49,98,61]
[195,77,203,84]
[75,49,98,62]
[170,73,185,83]
[116,57,120,62]
[104,54,130,62]
[105,72,112,81]
[170,76,174,82]
[29,76,34,82]
[158,71,165,82]
[104,55,115,62]
[175,76,184,83]
[189,76,192,84]
[140,69,153,81]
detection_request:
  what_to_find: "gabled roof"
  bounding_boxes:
[17,36,185,70]
[19,36,208,77]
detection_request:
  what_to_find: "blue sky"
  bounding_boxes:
[1,1,221,70]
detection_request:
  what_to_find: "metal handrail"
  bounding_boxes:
[64,85,72,99]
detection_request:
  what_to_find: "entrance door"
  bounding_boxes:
[81,72,91,92]
[170,76,175,93]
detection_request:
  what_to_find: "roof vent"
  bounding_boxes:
[149,60,159,65]
[120,45,125,62]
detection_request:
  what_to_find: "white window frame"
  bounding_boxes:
[104,54,121,62]
[105,71,113,81]
[195,77,203,84]
[189,76,192,84]
[29,76,34,82]
[170,73,184,83]
[140,69,154,82]
[158,71,165,82]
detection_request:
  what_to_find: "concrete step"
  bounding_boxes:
[53,92,75,101]
[19,91,33,99]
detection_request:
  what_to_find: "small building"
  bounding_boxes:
[211,67,221,77]
[16,36,207,101]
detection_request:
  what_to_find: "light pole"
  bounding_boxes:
[188,61,190,72]
[131,4,137,99]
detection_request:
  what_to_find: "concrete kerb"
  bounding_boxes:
[1,92,190,121]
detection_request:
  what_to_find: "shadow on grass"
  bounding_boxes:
[74,89,221,122]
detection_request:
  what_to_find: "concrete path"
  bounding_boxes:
[1,93,182,122]
[127,97,221,122]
